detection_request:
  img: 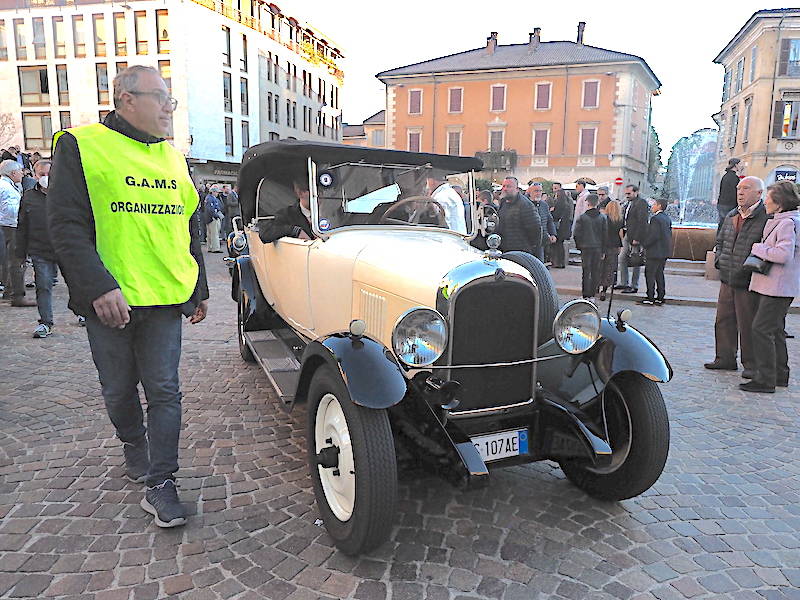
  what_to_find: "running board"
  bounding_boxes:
[244,331,301,404]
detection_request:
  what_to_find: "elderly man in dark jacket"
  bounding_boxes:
[704,176,768,377]
[617,184,649,294]
[716,157,741,225]
[639,198,672,305]
[550,182,573,268]
[497,176,541,257]
[526,181,556,262]
[573,194,606,300]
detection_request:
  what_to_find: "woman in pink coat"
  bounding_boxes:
[741,181,800,393]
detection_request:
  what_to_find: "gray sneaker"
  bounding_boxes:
[33,323,52,338]
[122,438,149,483]
[141,480,186,528]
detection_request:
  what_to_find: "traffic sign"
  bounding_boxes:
[614,177,624,185]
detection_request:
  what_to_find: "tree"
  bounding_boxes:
[647,125,662,186]
[0,113,15,149]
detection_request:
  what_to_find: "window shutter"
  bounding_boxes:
[491,86,505,111]
[580,128,595,155]
[449,88,462,112]
[536,83,550,109]
[534,130,547,155]
[583,81,598,107]
[779,39,791,76]
[773,101,785,138]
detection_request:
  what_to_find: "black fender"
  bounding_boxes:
[294,334,408,409]
[233,256,273,331]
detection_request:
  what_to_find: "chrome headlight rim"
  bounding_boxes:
[553,299,602,355]
[392,307,448,368]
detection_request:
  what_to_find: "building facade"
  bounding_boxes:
[342,109,385,147]
[376,25,661,192]
[0,0,344,183]
[713,8,800,188]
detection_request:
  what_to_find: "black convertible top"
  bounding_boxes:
[237,140,483,222]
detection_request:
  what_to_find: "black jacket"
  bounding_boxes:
[715,202,768,289]
[532,198,556,244]
[258,201,314,243]
[718,168,739,211]
[47,111,209,317]
[605,217,624,249]
[573,207,606,250]
[15,185,55,261]
[624,196,649,243]
[552,190,573,241]
[497,193,542,256]
[643,211,672,259]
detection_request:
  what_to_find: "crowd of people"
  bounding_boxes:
[195,182,241,252]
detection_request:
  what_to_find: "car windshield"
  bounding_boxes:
[313,162,474,235]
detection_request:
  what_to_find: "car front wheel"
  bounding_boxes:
[307,365,397,555]
[559,372,669,500]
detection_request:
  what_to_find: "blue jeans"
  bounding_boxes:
[31,255,57,325]
[85,307,183,486]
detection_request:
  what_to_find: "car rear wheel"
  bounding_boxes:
[501,251,560,343]
[307,365,397,555]
[559,373,669,500]
[237,287,256,363]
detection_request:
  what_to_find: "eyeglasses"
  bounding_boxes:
[128,90,178,110]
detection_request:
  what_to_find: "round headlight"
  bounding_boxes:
[392,308,448,367]
[553,300,601,354]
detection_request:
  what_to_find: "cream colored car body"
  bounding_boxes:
[245,226,533,346]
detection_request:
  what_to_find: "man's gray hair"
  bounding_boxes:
[741,175,765,191]
[34,159,52,172]
[113,65,160,108]
[0,159,22,176]
[598,185,609,193]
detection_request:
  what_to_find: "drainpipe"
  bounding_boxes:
[561,66,570,157]
[432,74,438,153]
[765,13,787,169]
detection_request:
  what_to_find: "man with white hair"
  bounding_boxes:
[704,176,768,378]
[0,158,35,306]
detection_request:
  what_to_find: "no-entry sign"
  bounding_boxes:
[614,177,624,185]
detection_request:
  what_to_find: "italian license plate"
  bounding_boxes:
[471,429,529,462]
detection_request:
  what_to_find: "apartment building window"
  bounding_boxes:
[114,13,126,56]
[32,18,45,59]
[301,69,307,95]
[286,61,291,89]
[224,117,233,154]
[116,61,127,72]
[59,111,71,130]
[99,110,110,122]
[722,68,731,102]
[535,82,551,110]
[156,10,169,54]
[448,88,463,113]
[407,130,421,152]
[19,66,49,105]
[372,129,384,147]
[96,63,109,104]
[267,52,273,82]
[286,100,291,126]
[242,121,249,151]
[408,89,422,115]
[734,57,744,94]
[22,112,52,151]
[241,34,247,71]
[718,113,726,153]
[52,17,65,58]
[56,64,68,104]
[134,11,147,54]
[240,77,248,115]
[92,14,106,57]
[778,39,800,77]
[773,100,800,139]
[743,97,752,143]
[579,127,596,155]
[222,72,232,112]
[273,53,279,86]
[447,130,461,155]
[533,129,549,155]
[490,85,506,112]
[489,129,504,151]
[729,106,738,148]
[267,92,273,121]
[582,80,599,109]
[269,132,280,141]
[316,110,322,135]
[292,65,297,92]
[0,20,8,60]
[302,106,308,131]
[750,46,757,83]
[274,94,279,124]
[291,101,296,128]
[158,60,171,92]
[14,19,26,60]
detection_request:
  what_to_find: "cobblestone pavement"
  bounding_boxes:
[1,256,799,600]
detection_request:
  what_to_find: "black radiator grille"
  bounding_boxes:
[442,279,535,413]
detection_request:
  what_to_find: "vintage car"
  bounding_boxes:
[228,141,672,555]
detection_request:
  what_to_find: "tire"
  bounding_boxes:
[560,373,669,500]
[501,251,560,343]
[307,365,397,555]
[237,287,256,363]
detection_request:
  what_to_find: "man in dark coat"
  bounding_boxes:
[704,176,768,377]
[573,194,605,299]
[639,198,672,305]
[526,181,556,262]
[617,184,649,293]
[258,179,315,243]
[550,182,573,268]
[716,157,741,225]
[496,176,541,257]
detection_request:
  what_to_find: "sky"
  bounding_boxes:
[290,0,771,162]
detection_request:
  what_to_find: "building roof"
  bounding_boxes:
[342,124,365,138]
[714,8,800,63]
[363,110,386,125]
[377,40,660,87]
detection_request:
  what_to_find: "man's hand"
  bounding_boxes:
[92,289,130,329]
[548,235,557,243]
[298,230,311,240]
[189,300,208,324]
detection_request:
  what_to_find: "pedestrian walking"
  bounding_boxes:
[616,184,649,294]
[550,182,573,268]
[740,181,800,393]
[14,160,57,336]
[704,176,768,377]
[48,65,209,528]
[496,176,542,257]
[205,185,224,253]
[598,198,623,300]
[716,157,742,226]
[573,193,605,301]
[527,181,556,262]
[0,159,35,306]
[639,199,672,305]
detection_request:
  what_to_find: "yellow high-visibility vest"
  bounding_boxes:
[55,123,198,306]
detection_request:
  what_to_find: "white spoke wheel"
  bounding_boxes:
[560,373,670,501]
[307,366,397,555]
[237,287,255,363]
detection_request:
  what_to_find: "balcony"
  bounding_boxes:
[475,150,517,171]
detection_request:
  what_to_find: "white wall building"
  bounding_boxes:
[0,0,344,183]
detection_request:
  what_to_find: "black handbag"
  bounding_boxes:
[742,254,773,275]
[627,245,646,268]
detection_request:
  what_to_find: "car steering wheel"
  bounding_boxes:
[379,196,448,227]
